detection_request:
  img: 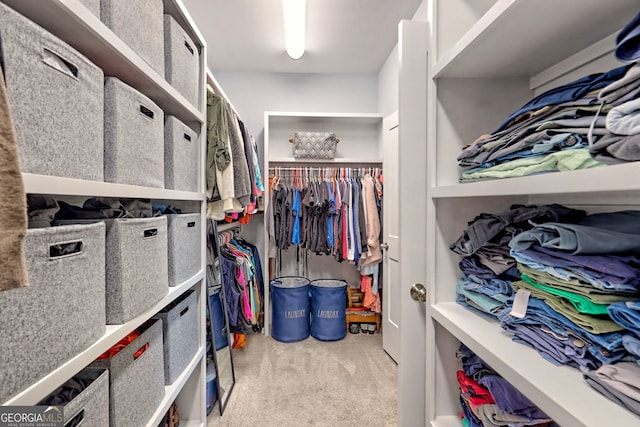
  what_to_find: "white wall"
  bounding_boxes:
[377,0,428,117]
[214,71,378,145]
[378,45,399,117]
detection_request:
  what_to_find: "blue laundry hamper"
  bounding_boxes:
[271,277,310,343]
[310,279,347,341]
[208,286,229,351]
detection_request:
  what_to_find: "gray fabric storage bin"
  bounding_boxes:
[92,319,165,427]
[164,116,199,192]
[154,290,198,384]
[104,77,165,188]
[163,14,200,107]
[0,222,106,402]
[105,217,169,324]
[167,213,201,286]
[79,0,100,17]
[0,2,104,181]
[39,368,109,427]
[100,0,164,77]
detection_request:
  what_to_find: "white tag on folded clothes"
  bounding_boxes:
[510,289,531,319]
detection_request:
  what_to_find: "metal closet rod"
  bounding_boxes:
[268,166,382,173]
[217,222,241,236]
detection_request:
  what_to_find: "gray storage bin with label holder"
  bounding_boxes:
[91,319,165,427]
[104,77,165,188]
[164,14,200,107]
[164,115,199,192]
[100,0,164,77]
[0,222,106,402]
[154,290,198,384]
[39,368,109,427]
[105,217,169,324]
[167,213,201,286]
[0,2,104,181]
[79,0,100,17]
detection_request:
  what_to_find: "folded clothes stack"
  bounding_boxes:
[456,344,553,427]
[452,206,640,416]
[456,12,640,181]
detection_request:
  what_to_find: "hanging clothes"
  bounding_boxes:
[217,229,264,333]
[205,87,263,222]
[268,167,383,266]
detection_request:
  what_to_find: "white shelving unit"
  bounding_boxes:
[425,1,640,426]
[263,111,384,336]
[1,0,208,425]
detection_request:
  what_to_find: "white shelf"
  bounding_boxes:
[2,0,204,126]
[431,302,640,427]
[432,0,638,78]
[266,111,383,124]
[269,157,383,165]
[432,415,463,427]
[23,173,206,201]
[4,271,205,406]
[147,348,205,427]
[431,162,640,198]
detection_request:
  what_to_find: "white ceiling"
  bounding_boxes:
[181,0,423,74]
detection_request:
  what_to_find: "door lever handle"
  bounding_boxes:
[381,242,389,251]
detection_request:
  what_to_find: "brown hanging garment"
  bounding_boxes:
[0,65,28,291]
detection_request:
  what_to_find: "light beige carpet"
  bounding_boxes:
[207,332,398,426]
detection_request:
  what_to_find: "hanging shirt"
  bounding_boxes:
[292,189,301,245]
[352,179,361,262]
[326,180,335,251]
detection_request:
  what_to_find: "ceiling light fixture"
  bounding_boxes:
[282,0,306,60]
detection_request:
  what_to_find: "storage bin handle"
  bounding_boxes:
[133,343,149,360]
[42,47,78,79]
[187,221,196,228]
[183,133,192,142]
[139,105,155,120]
[184,40,194,55]
[180,306,189,316]
[65,410,84,427]
[143,228,158,238]
[49,241,83,258]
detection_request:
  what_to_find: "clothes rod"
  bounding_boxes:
[268,166,382,171]
[217,222,241,235]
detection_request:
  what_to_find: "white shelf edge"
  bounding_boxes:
[265,111,383,120]
[4,271,205,406]
[432,0,516,78]
[22,173,206,201]
[217,222,242,233]
[2,0,204,125]
[146,348,205,427]
[431,162,640,198]
[432,415,463,427]
[269,157,383,164]
[206,69,241,118]
[179,422,205,427]
[430,302,640,426]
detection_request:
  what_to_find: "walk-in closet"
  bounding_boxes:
[3,0,640,426]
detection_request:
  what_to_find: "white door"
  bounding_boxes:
[382,112,400,363]
[397,19,428,427]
